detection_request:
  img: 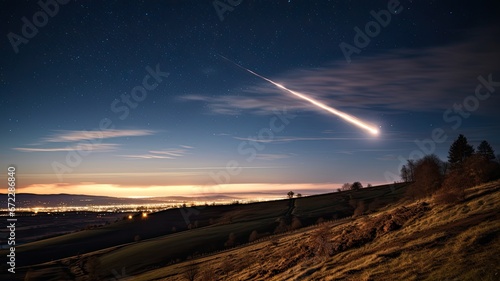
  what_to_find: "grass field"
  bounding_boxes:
[2,182,459,280]
[126,180,499,281]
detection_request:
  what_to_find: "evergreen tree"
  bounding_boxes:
[477,140,495,160]
[448,134,474,168]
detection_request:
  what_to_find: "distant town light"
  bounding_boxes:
[128,215,133,220]
[142,213,148,218]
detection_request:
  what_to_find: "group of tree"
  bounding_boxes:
[286,191,302,198]
[401,134,500,202]
[340,181,364,191]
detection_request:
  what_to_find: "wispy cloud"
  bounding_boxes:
[14,143,119,152]
[120,146,193,160]
[118,154,174,159]
[255,153,293,161]
[183,27,499,115]
[233,136,372,143]
[13,129,155,153]
[157,166,286,171]
[43,129,155,142]
[376,154,399,161]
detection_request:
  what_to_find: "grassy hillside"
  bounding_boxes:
[2,183,411,280]
[127,180,499,281]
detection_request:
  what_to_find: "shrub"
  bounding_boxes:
[462,154,500,185]
[183,261,198,281]
[434,186,464,205]
[349,198,357,210]
[437,154,500,204]
[134,235,141,242]
[249,230,259,242]
[85,257,101,281]
[311,224,333,258]
[220,255,235,276]
[316,217,325,224]
[367,198,383,213]
[290,217,303,230]
[353,200,366,217]
[224,232,237,247]
[270,237,279,247]
[406,154,445,199]
[274,218,288,234]
[199,265,217,281]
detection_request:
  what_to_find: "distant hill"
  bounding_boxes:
[0,193,242,208]
[0,193,151,208]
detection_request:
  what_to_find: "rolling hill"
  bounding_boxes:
[10,181,498,280]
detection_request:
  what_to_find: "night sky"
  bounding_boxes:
[1,0,499,198]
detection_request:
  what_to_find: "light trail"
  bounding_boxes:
[219,55,379,136]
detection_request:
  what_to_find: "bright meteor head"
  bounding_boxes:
[369,128,379,136]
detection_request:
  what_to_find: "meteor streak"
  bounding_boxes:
[219,55,379,135]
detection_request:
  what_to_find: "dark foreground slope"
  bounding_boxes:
[130,180,499,281]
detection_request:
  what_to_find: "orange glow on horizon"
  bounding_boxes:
[18,182,386,198]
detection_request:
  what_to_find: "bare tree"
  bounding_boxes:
[341,183,351,191]
[400,165,409,182]
[407,154,444,198]
[287,191,295,199]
